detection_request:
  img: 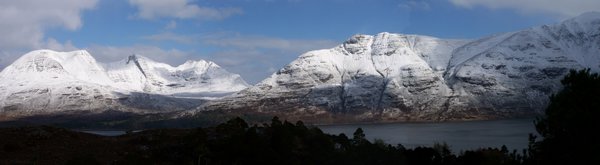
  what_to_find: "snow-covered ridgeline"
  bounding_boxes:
[199,12,600,121]
[0,50,249,116]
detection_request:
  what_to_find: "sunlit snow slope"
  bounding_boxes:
[0,50,248,117]
[200,12,600,122]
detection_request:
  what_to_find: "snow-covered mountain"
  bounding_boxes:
[2,12,599,123]
[199,33,469,121]
[0,50,248,117]
[104,54,248,95]
[199,12,600,122]
[443,12,600,119]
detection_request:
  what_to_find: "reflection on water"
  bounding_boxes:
[78,130,141,136]
[79,130,127,136]
[318,118,537,152]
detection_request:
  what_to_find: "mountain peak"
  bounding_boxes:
[555,11,600,34]
[21,49,91,60]
[180,59,213,68]
[11,49,99,72]
[2,49,249,94]
[572,11,600,22]
[0,49,114,86]
[212,12,600,121]
[125,54,154,64]
[345,34,374,44]
[126,54,138,65]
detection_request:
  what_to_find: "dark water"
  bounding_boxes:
[77,130,126,136]
[318,118,537,152]
[78,130,139,136]
[79,118,536,152]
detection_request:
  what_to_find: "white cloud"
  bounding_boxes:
[0,0,97,69]
[448,0,600,18]
[86,45,196,66]
[128,0,242,20]
[142,32,338,52]
[45,38,78,52]
[0,0,96,50]
[143,32,196,44]
[399,0,431,11]
[201,33,338,52]
[165,20,177,30]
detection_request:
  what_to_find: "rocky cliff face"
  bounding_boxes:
[2,13,599,123]
[199,33,470,121]
[105,54,248,95]
[198,12,600,122]
[444,12,600,119]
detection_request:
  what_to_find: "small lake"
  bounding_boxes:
[318,118,537,152]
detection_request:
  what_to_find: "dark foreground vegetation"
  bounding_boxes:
[528,69,600,164]
[0,69,598,165]
[0,117,527,165]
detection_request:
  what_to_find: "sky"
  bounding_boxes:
[0,0,599,84]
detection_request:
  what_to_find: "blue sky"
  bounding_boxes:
[0,0,598,83]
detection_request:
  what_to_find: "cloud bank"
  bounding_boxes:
[128,0,242,20]
[0,0,97,67]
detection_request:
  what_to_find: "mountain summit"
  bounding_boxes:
[198,12,600,122]
[2,13,600,123]
[104,53,248,95]
[0,50,248,117]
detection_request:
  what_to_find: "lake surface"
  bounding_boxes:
[78,130,140,136]
[79,118,537,152]
[76,130,126,136]
[318,118,537,152]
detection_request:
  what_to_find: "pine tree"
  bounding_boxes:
[532,69,600,164]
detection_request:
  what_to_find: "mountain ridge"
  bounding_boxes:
[194,12,600,122]
[0,49,249,118]
[2,12,600,124]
